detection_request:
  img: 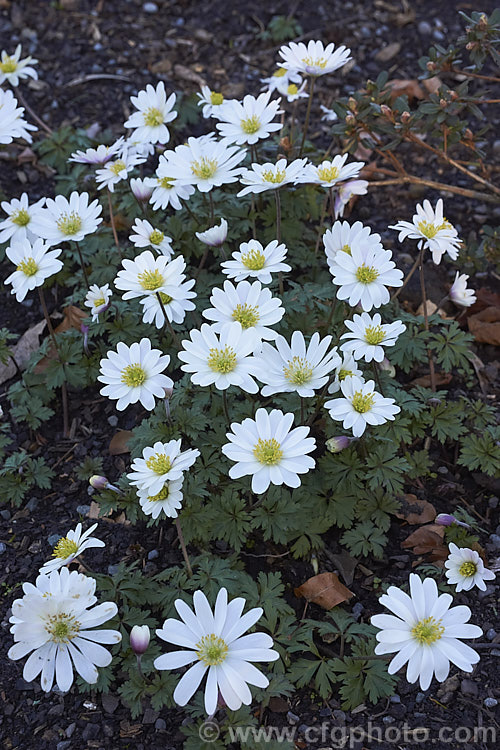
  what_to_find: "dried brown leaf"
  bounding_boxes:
[401,524,447,559]
[0,320,46,385]
[468,306,500,345]
[410,372,452,387]
[385,78,425,101]
[394,493,436,525]
[294,572,354,610]
[109,430,133,455]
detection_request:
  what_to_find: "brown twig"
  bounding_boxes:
[418,249,436,392]
[367,177,500,204]
[38,287,69,437]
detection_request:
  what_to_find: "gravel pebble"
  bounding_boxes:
[143,2,158,11]
[484,698,498,708]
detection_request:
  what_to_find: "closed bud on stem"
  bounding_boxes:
[380,104,393,120]
[439,99,448,109]
[466,41,477,50]
[279,136,292,154]
[326,436,351,454]
[348,97,357,113]
[435,513,471,529]
[378,358,396,378]
[89,475,122,493]
[345,113,356,126]
[130,625,150,655]
[426,61,436,71]
[427,397,441,407]
[401,111,411,124]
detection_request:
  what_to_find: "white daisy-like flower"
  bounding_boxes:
[178,322,260,393]
[222,408,316,493]
[279,40,352,77]
[69,137,125,166]
[221,239,291,284]
[449,272,476,308]
[261,66,302,94]
[340,312,406,363]
[8,568,121,693]
[202,279,284,341]
[0,44,37,87]
[39,523,105,575]
[5,238,63,302]
[320,104,338,122]
[146,173,195,211]
[137,477,185,519]
[140,279,196,328]
[197,86,228,118]
[0,88,37,144]
[327,352,363,394]
[0,193,46,244]
[323,220,382,273]
[371,574,482,691]
[216,91,283,146]
[114,251,187,301]
[98,338,173,411]
[325,375,400,437]
[329,241,404,311]
[129,218,173,257]
[95,146,146,192]
[389,199,461,264]
[130,177,154,202]
[237,158,308,196]
[84,283,112,322]
[128,439,200,496]
[254,331,341,397]
[154,588,279,714]
[160,136,246,193]
[195,217,228,247]
[334,179,369,218]
[300,155,364,189]
[16,567,97,607]
[30,191,102,246]
[124,82,177,145]
[444,543,495,592]
[272,78,309,102]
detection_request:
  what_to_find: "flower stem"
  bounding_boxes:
[208,191,215,223]
[418,249,437,392]
[175,518,193,577]
[107,188,122,256]
[74,241,90,289]
[38,287,69,437]
[16,88,53,135]
[299,76,315,158]
[391,256,419,301]
[275,190,284,297]
[156,292,179,346]
[314,193,329,256]
[222,389,231,426]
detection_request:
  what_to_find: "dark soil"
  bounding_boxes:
[1,1,499,749]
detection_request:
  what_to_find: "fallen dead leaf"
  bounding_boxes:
[295,572,354,610]
[468,306,500,345]
[0,320,46,385]
[410,372,452,387]
[401,524,448,561]
[268,697,289,713]
[174,64,206,87]
[394,493,436,525]
[385,78,425,102]
[109,430,134,455]
[36,305,87,372]
[375,42,401,62]
[325,551,358,586]
[422,76,443,95]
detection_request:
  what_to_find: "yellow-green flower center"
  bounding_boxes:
[147,483,171,502]
[317,165,340,182]
[57,211,82,236]
[109,159,127,176]
[121,363,147,387]
[144,106,164,127]
[287,84,299,95]
[93,296,106,308]
[459,561,478,577]
[196,633,228,666]
[232,303,259,329]
[283,356,313,386]
[340,243,352,256]
[338,368,353,381]
[159,176,174,189]
[356,264,379,284]
[52,536,79,559]
[149,229,164,245]
[0,56,17,74]
[261,168,286,184]
[11,208,30,226]
[301,56,328,70]
[253,437,283,465]
[411,616,445,645]
[240,115,261,135]
[273,67,287,78]
[210,91,224,105]
[364,324,386,345]
[191,157,218,180]
[207,345,237,374]
[46,613,81,644]
[137,268,165,291]
[16,257,38,276]
[241,248,266,271]
[145,453,173,475]
[417,219,452,239]
[351,391,375,413]
[158,292,173,304]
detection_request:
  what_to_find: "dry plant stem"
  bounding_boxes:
[195,247,210,278]
[175,518,193,577]
[136,655,147,682]
[391,256,420,301]
[368,176,500,205]
[451,67,500,83]
[373,364,384,396]
[314,193,329,256]
[250,195,257,239]
[418,249,436,392]
[107,189,122,255]
[156,292,179,346]
[299,76,315,157]
[38,287,69,437]
[15,88,53,135]
[74,241,90,289]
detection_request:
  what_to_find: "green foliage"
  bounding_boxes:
[258,15,302,43]
[458,426,500,476]
[0,450,54,506]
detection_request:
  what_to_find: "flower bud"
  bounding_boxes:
[89,475,121,493]
[345,113,356,126]
[130,625,150,655]
[435,513,471,529]
[380,104,393,119]
[401,111,411,124]
[426,61,436,71]
[427,397,441,407]
[378,358,396,378]
[326,436,351,454]
[130,177,153,201]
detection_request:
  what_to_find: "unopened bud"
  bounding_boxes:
[130,177,153,201]
[348,97,357,113]
[163,386,173,400]
[439,99,448,109]
[401,111,411,124]
[89,475,122,493]
[326,436,351,454]
[279,136,292,154]
[478,13,488,28]
[466,41,477,50]
[435,513,471,529]
[378,358,396,378]
[427,397,441,407]
[130,625,150,655]
[464,128,474,141]
[380,104,392,119]
[426,61,436,71]
[449,90,458,101]
[345,113,356,126]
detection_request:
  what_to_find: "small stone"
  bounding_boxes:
[287,711,300,724]
[101,693,119,714]
[484,698,498,708]
[352,602,364,620]
[107,564,120,576]
[0,509,11,520]
[478,584,496,601]
[433,30,445,41]
[76,505,91,516]
[383,716,395,724]
[65,723,76,738]
[48,533,62,546]
[491,649,500,657]
[155,718,166,731]
[487,534,500,550]
[332,709,346,725]
[493,140,500,158]
[461,679,478,696]
[56,742,71,750]
[414,712,426,720]
[390,694,401,703]
[298,724,310,735]
[142,708,159,724]
[486,629,497,641]
[147,549,159,561]
[143,2,158,11]
[107,415,118,427]
[415,692,426,704]
[319,707,332,718]
[437,466,449,474]
[418,21,432,35]
[488,496,499,509]
[82,722,100,741]
[0,542,6,554]
[375,42,401,62]
[26,497,39,511]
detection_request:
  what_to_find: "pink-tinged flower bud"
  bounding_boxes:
[326,436,351,454]
[378,358,396,378]
[130,177,153,201]
[435,513,471,529]
[130,625,150,655]
[89,475,122,493]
